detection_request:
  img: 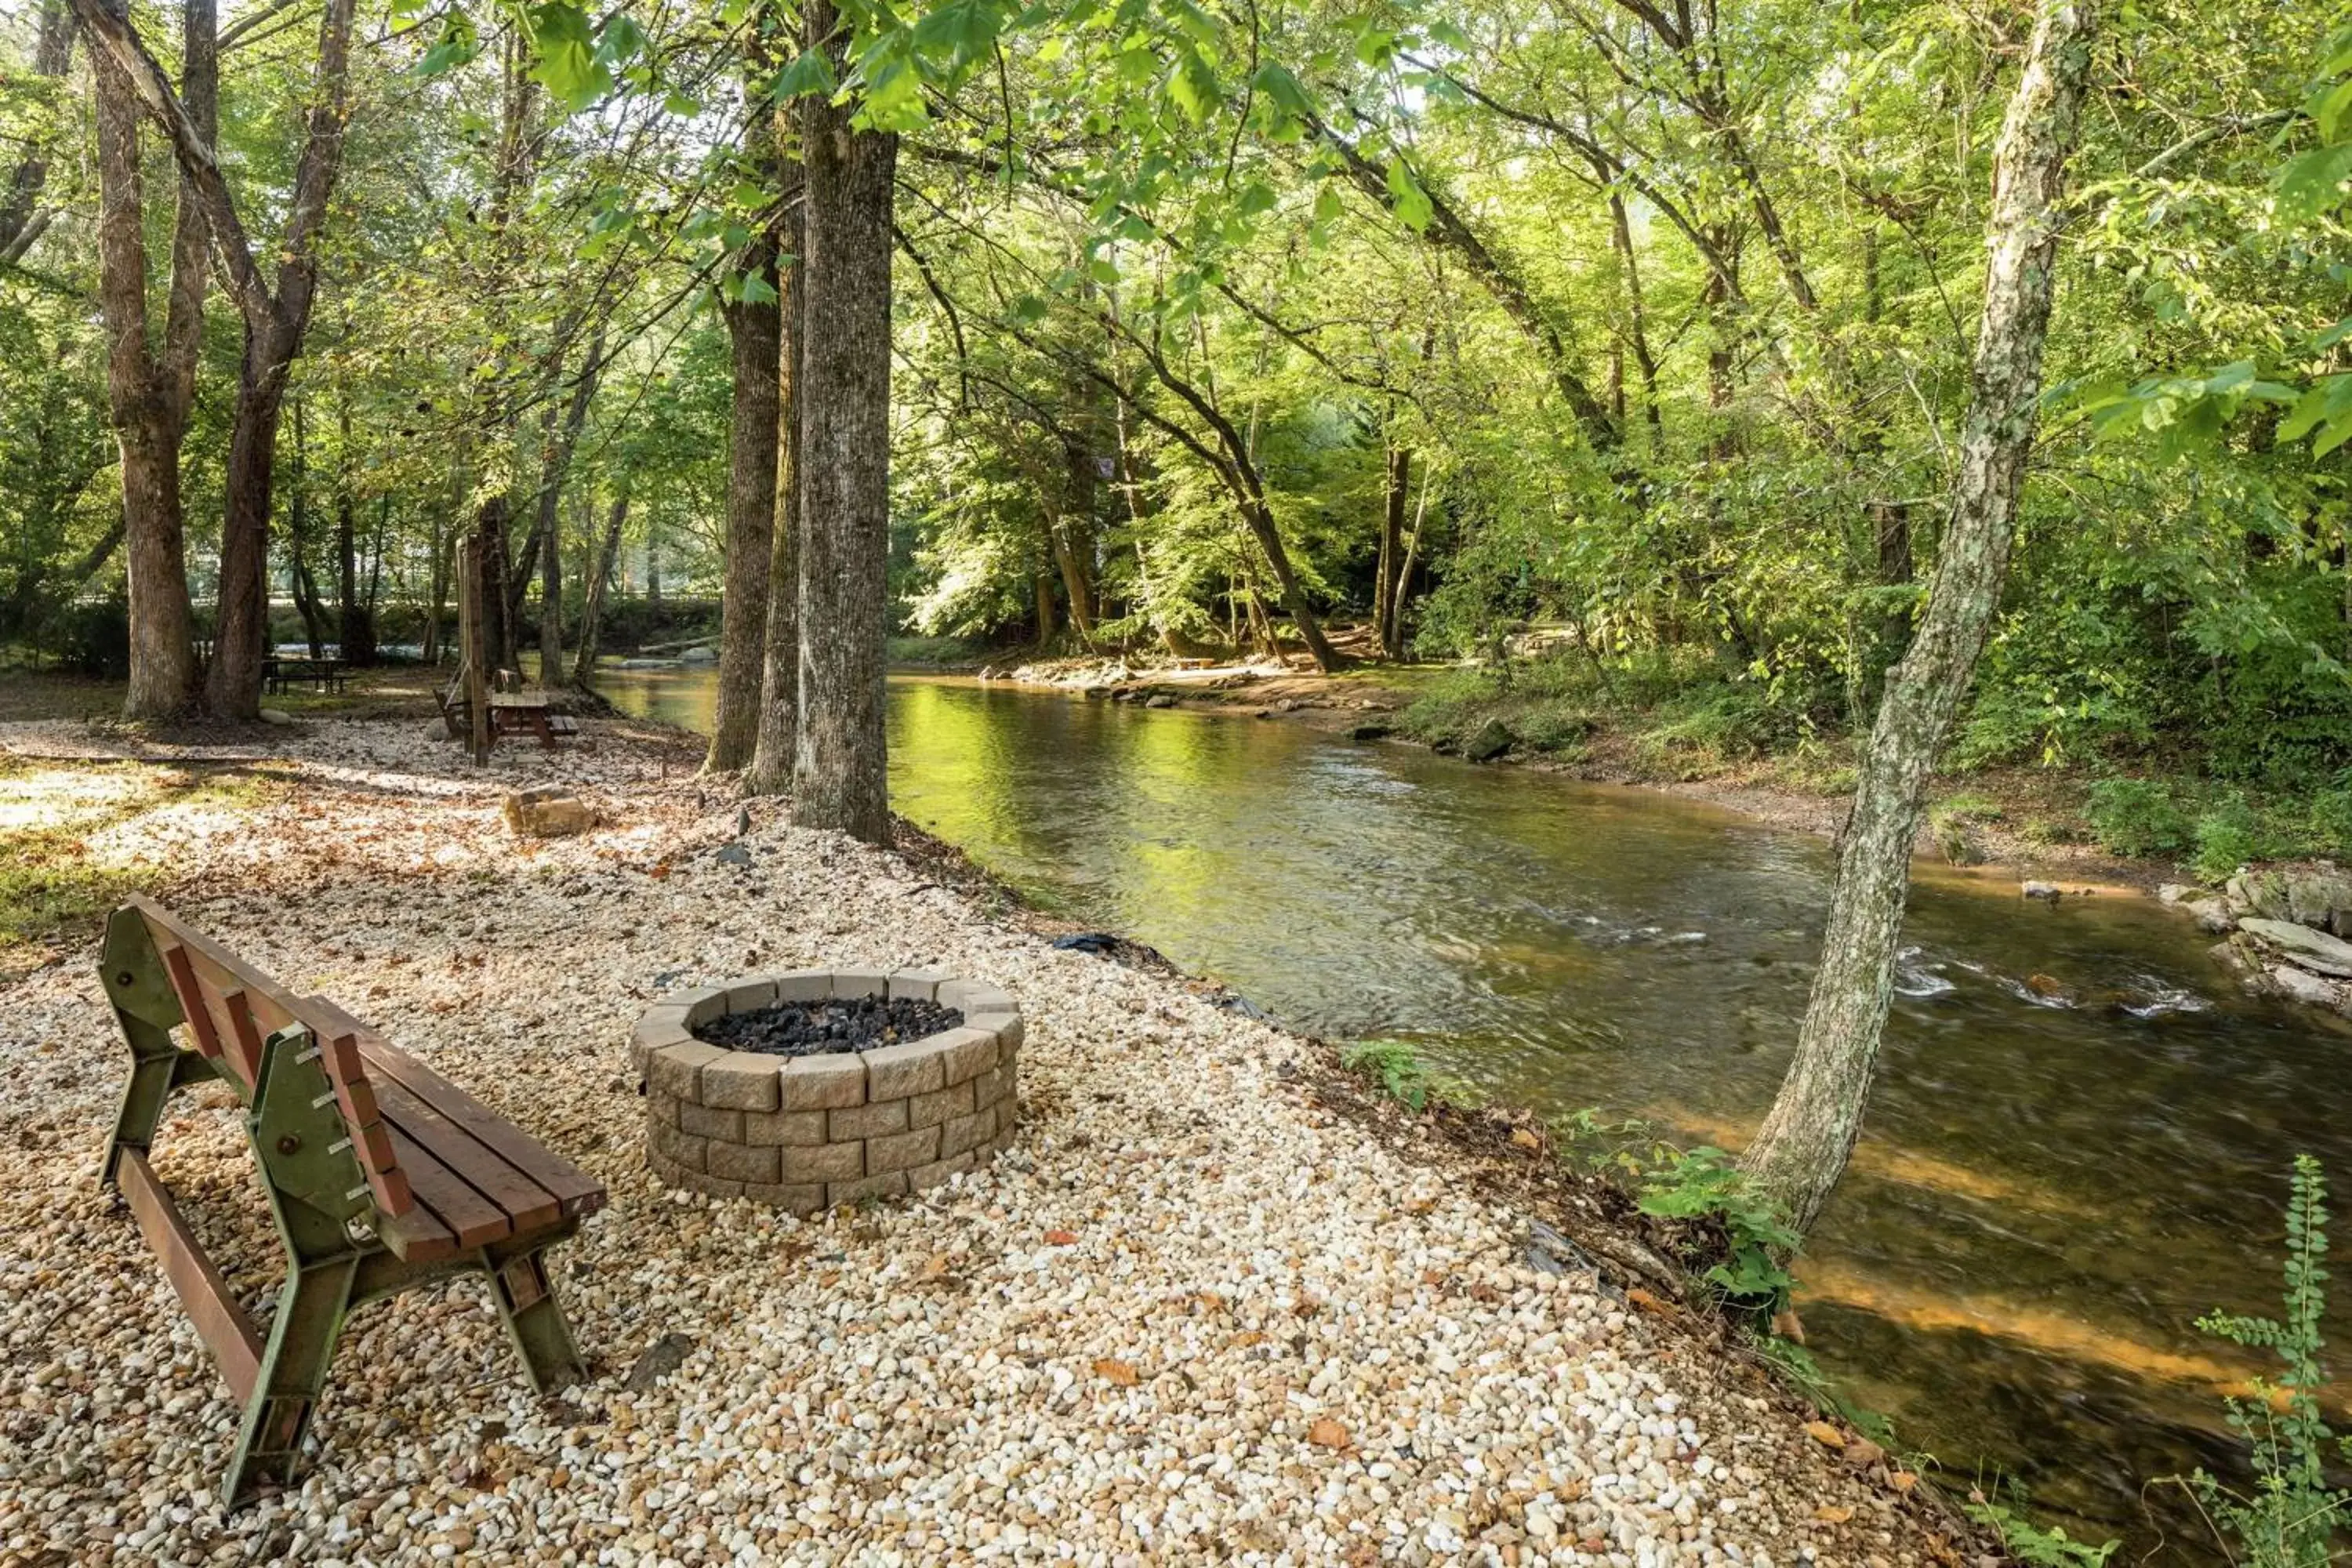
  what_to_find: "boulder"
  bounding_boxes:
[258,708,294,727]
[2238,917,2352,978]
[2269,964,2351,1013]
[678,644,718,665]
[2288,869,2352,936]
[2156,883,2195,905]
[2184,898,2237,935]
[1145,694,1178,709]
[2234,869,2294,923]
[503,786,594,839]
[1465,718,1515,762]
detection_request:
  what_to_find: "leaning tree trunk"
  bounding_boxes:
[793,4,896,844]
[706,227,782,774]
[744,176,805,797]
[1740,0,2099,1236]
[571,487,630,688]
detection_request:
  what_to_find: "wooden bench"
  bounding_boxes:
[96,895,605,1507]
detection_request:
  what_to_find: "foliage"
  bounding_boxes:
[2084,778,2194,859]
[1338,1038,1469,1112]
[2185,1155,2352,1566]
[1635,1146,1800,1319]
[1962,1488,2118,1568]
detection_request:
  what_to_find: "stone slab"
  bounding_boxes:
[830,966,891,999]
[829,1098,908,1142]
[862,1038,946,1100]
[649,1040,726,1099]
[745,1108,829,1147]
[781,1141,865,1184]
[706,1139,782,1183]
[935,1026,999,1086]
[865,1125,942,1174]
[677,1102,745,1142]
[701,1051,782,1112]
[907,1079,975,1130]
[779,1053,866,1110]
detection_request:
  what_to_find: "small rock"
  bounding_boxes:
[2185,898,2236,935]
[259,708,294,726]
[714,843,753,867]
[623,1333,697,1391]
[2156,884,2194,905]
[1465,718,1514,763]
[1145,694,1178,710]
[503,786,593,838]
[2021,881,2061,901]
[2269,965,2350,1012]
[1351,724,1394,742]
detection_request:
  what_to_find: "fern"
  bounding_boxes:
[2189,1154,2352,1566]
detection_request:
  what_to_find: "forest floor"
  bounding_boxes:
[0,691,1987,1565]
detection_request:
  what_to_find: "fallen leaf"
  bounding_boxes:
[1510,1127,1542,1151]
[1624,1287,1673,1316]
[1804,1421,1848,1450]
[1307,1417,1349,1449]
[1889,1471,1918,1495]
[1093,1358,1139,1386]
[1044,1229,1078,1246]
[1228,1330,1265,1348]
[1813,1505,1853,1524]
[1845,1437,1888,1470]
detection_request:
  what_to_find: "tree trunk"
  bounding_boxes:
[0,0,76,264]
[572,488,630,688]
[745,171,806,797]
[89,0,208,720]
[336,399,376,665]
[1034,572,1057,647]
[707,230,782,772]
[1740,0,2098,1236]
[793,10,896,844]
[1377,444,1410,658]
[287,397,325,657]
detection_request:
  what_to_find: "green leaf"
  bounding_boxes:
[1248,61,1313,122]
[1165,48,1220,122]
[2277,143,2352,221]
[767,48,838,103]
[525,3,612,111]
[737,271,779,306]
[663,89,703,116]
[1385,158,1433,230]
[1312,183,1344,226]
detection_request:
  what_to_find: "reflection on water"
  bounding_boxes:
[601,665,2348,1551]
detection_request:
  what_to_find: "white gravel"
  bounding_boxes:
[0,715,1947,1566]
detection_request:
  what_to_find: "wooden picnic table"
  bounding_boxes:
[263,655,349,695]
[488,689,580,749]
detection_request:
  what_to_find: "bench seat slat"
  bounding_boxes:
[372,1075,564,1232]
[358,1041,607,1220]
[383,1127,512,1249]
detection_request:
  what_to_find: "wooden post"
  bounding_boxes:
[458,535,490,765]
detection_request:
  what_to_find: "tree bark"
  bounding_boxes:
[88,0,208,720]
[572,488,630,688]
[745,174,806,797]
[707,228,782,772]
[1740,0,2099,1236]
[336,398,376,665]
[793,0,896,843]
[1377,443,1410,657]
[286,398,325,657]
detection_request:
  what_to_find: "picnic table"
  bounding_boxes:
[490,689,581,748]
[96,896,605,1505]
[263,655,348,695]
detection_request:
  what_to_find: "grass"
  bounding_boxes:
[0,754,287,981]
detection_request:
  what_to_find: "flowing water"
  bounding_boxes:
[603,666,2352,1550]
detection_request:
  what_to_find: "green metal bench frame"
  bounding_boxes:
[97,897,604,1507]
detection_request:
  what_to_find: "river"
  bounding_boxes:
[601,666,2351,1550]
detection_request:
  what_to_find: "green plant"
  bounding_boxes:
[1635,1145,1800,1318]
[2186,1154,2352,1566]
[2084,776,2193,858]
[1338,1039,1469,1112]
[2192,793,2263,884]
[1963,1490,2117,1566]
[1929,793,2005,866]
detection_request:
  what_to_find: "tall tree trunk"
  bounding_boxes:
[528,333,601,682]
[286,397,325,657]
[335,398,376,665]
[793,2,897,843]
[745,174,806,797]
[1033,572,1057,647]
[1377,444,1410,657]
[707,231,782,772]
[89,0,208,720]
[572,487,630,688]
[1740,0,2099,1236]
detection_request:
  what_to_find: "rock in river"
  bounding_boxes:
[1464,717,1514,762]
[2239,917,2352,979]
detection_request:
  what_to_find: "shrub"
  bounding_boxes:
[2192,794,2263,883]
[2084,777,2193,858]
[1636,1145,1799,1319]
[2185,1154,2352,1567]
[1338,1039,1469,1112]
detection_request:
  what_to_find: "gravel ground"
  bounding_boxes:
[0,715,1965,1566]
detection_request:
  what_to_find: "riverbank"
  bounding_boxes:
[0,706,1986,1565]
[1001,653,2343,902]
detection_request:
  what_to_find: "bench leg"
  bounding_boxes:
[223,1248,359,1508]
[485,1240,586,1392]
[98,907,214,1188]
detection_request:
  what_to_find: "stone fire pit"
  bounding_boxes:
[630,967,1020,1211]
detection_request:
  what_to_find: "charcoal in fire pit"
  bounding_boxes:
[694,994,965,1058]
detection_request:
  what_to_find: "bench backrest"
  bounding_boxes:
[122,895,414,1220]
